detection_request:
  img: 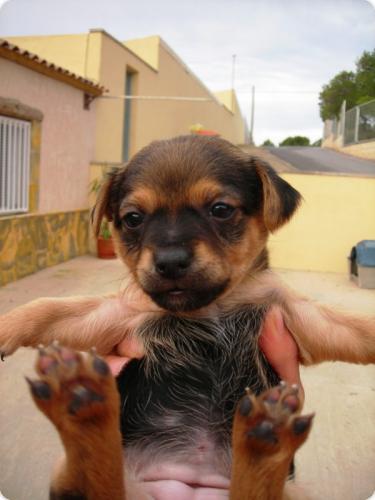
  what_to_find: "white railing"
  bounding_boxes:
[0,116,31,215]
[323,99,375,147]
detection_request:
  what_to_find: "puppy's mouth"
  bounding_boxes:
[143,281,229,312]
[167,287,186,296]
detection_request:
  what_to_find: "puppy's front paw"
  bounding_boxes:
[27,343,120,428]
[233,382,313,456]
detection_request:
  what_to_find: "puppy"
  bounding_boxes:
[1,135,375,499]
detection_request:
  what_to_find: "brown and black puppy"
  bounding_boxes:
[1,135,375,499]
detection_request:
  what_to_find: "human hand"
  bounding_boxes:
[104,335,145,376]
[259,307,304,401]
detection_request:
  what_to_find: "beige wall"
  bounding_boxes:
[323,136,375,160]
[0,58,96,213]
[10,31,247,164]
[269,172,375,273]
[340,141,375,160]
[96,33,246,161]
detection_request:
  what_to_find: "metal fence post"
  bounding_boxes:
[354,106,360,143]
[341,100,346,145]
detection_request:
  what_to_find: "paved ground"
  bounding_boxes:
[0,256,375,500]
[267,146,375,175]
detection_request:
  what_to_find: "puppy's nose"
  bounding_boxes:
[154,247,192,279]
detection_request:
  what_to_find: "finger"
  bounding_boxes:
[115,335,145,359]
[104,355,131,376]
[259,307,298,363]
[259,308,304,402]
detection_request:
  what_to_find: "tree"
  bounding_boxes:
[261,139,275,147]
[279,136,310,147]
[356,49,375,103]
[319,71,357,120]
[319,49,375,120]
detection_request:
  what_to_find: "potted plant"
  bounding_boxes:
[89,177,117,259]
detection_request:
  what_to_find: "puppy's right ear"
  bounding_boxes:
[91,173,116,237]
[253,159,302,232]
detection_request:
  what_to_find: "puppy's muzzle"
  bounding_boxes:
[154,246,192,280]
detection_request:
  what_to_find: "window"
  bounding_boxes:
[0,115,31,214]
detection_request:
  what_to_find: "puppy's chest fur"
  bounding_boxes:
[117,305,279,469]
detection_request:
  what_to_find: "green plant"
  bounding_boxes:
[99,220,112,240]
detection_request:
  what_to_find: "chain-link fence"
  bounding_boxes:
[358,99,375,142]
[344,106,357,145]
[323,98,375,146]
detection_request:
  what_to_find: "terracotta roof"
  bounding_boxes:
[0,39,104,96]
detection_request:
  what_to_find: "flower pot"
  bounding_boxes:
[194,129,219,136]
[97,237,117,259]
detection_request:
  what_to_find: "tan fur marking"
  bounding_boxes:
[254,161,282,231]
[120,187,164,215]
[136,248,154,276]
[187,178,225,206]
[193,241,230,282]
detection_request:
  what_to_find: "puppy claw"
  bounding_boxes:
[51,340,61,352]
[37,344,46,356]
[26,377,52,400]
[1,352,5,362]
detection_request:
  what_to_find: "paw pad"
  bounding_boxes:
[234,382,314,454]
[27,343,116,423]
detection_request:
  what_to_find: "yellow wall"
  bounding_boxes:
[269,173,375,273]
[8,34,89,80]
[9,30,247,163]
[124,35,160,70]
[214,90,234,112]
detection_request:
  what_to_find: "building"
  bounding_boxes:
[9,30,247,164]
[0,39,103,285]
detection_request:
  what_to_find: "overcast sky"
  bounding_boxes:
[1,0,374,145]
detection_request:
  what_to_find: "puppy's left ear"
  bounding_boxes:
[254,159,302,232]
[91,173,116,237]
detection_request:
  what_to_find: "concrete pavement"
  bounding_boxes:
[0,256,374,499]
[268,146,375,175]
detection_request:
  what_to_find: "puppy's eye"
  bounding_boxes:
[209,203,235,220]
[123,212,144,228]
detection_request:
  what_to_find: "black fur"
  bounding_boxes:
[116,305,280,467]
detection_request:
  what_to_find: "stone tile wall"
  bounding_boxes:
[0,210,89,286]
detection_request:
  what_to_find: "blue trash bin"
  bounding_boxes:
[348,240,375,289]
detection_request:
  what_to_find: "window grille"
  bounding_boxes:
[0,116,31,214]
